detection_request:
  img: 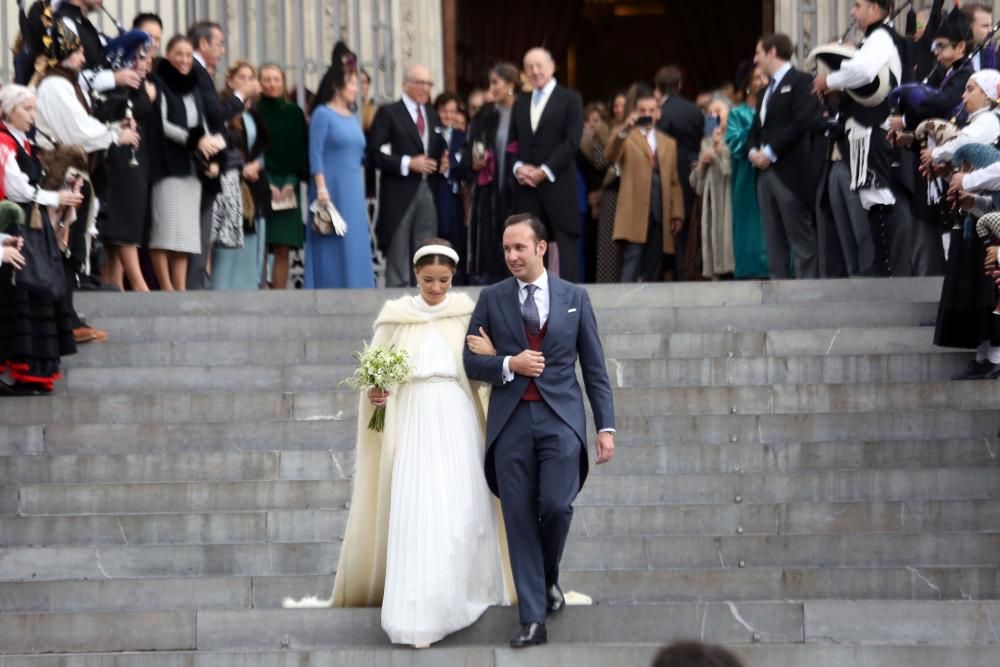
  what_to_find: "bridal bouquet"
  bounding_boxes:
[342,343,412,432]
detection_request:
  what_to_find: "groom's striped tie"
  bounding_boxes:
[521,284,540,336]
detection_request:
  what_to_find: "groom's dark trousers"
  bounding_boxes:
[464,275,615,625]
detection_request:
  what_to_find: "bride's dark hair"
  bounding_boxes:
[414,237,457,270]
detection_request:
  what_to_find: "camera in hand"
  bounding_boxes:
[636,115,654,127]
[704,114,720,137]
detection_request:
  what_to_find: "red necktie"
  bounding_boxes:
[416,106,425,136]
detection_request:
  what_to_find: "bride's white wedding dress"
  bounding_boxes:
[380,295,507,645]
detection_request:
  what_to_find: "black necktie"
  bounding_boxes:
[521,284,540,336]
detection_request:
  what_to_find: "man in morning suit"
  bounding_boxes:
[463,214,616,648]
[368,64,448,287]
[186,21,257,289]
[749,33,821,279]
[508,48,584,282]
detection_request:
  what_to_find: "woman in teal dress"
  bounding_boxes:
[305,43,374,289]
[256,65,308,290]
[725,62,770,279]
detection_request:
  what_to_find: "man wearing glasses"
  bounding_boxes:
[886,7,973,277]
[368,64,449,287]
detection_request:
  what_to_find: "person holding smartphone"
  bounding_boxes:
[605,83,685,282]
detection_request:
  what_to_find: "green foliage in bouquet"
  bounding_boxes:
[342,343,413,432]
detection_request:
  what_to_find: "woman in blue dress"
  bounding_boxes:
[306,42,375,289]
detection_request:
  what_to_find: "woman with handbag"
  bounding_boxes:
[211,60,271,290]
[466,63,519,285]
[0,85,81,395]
[305,42,374,289]
[256,64,307,290]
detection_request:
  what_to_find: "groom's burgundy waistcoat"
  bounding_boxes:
[522,323,548,401]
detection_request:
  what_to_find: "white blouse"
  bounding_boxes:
[35,75,117,154]
[1,124,60,208]
[932,109,1000,163]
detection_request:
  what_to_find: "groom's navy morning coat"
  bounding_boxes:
[463,275,616,495]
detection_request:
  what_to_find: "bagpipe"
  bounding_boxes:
[805,1,914,108]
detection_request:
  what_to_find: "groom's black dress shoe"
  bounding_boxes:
[510,623,547,648]
[547,584,565,614]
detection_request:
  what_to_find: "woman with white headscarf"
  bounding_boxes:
[0,84,80,395]
[925,69,1000,166]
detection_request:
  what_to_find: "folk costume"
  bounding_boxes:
[826,4,904,275]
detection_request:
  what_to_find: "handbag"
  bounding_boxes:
[12,206,67,300]
[211,169,245,249]
[309,199,348,236]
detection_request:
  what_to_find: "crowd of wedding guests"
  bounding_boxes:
[2,0,1000,395]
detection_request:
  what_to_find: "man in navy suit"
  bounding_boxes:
[434,92,469,284]
[463,213,616,648]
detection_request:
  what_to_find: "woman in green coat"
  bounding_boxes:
[256,65,308,289]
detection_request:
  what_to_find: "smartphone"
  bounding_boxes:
[636,115,654,127]
[704,114,720,137]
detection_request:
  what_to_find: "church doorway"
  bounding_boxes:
[453,0,769,104]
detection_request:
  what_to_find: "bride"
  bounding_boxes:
[286,238,513,646]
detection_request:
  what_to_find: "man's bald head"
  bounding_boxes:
[403,64,433,104]
[523,47,555,90]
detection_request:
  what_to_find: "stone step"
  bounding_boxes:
[2,563,998,615]
[3,382,998,425]
[79,301,938,344]
[11,480,351,516]
[4,498,997,548]
[73,277,945,318]
[578,468,1000,506]
[5,409,998,456]
[61,327,947,369]
[4,438,995,487]
[30,645,1000,667]
[58,352,969,394]
[1,533,995,584]
[4,600,986,654]
[267,566,1000,609]
[8,468,997,520]
[2,645,1000,667]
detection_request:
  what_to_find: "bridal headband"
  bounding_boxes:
[413,244,460,265]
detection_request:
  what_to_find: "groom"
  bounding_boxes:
[463,213,616,648]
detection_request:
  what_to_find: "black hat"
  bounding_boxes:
[43,14,83,64]
[938,6,973,45]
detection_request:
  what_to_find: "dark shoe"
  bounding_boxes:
[547,584,565,614]
[510,623,547,648]
[985,363,1000,380]
[0,382,44,396]
[951,360,994,381]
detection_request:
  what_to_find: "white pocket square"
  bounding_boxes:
[780,85,792,94]
[568,308,577,313]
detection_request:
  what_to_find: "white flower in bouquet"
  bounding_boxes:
[342,343,413,432]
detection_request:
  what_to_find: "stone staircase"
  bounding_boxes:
[1,277,999,666]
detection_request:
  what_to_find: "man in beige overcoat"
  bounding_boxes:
[605,83,685,282]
